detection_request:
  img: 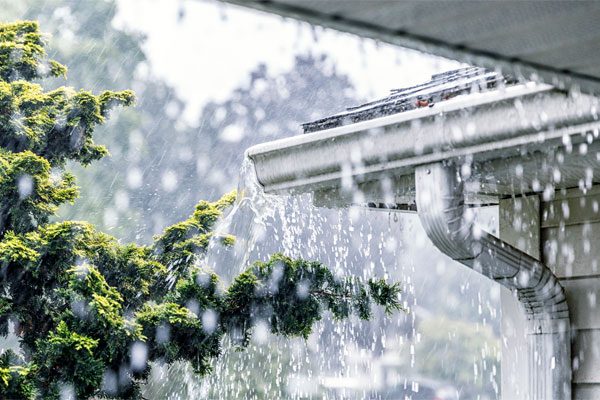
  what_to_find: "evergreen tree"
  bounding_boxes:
[0,0,359,243]
[0,21,401,399]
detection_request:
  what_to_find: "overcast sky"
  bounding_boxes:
[115,0,461,122]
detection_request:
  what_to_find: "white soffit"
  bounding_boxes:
[223,0,600,94]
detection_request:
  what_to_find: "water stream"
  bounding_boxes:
[146,157,502,399]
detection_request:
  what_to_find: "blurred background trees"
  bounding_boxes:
[1,0,358,244]
[1,0,502,398]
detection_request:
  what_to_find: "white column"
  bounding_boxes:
[499,195,540,399]
[542,187,600,399]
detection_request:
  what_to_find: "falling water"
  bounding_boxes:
[204,156,285,281]
[200,157,415,399]
[144,155,502,399]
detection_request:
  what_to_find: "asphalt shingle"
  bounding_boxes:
[302,67,517,133]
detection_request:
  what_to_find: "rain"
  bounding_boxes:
[1,1,599,400]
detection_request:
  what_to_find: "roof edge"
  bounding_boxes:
[222,0,600,96]
[247,86,599,195]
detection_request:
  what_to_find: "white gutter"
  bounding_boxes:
[415,162,570,399]
[247,84,599,196]
[245,86,600,399]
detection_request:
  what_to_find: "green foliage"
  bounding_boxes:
[0,21,403,399]
[0,71,133,166]
[368,278,404,315]
[0,350,35,399]
[0,21,132,234]
[153,190,236,276]
[0,21,66,82]
[136,301,221,376]
[0,150,78,235]
[35,320,104,399]
[0,24,134,165]
[223,254,403,343]
[1,0,359,246]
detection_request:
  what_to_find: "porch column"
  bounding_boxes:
[499,195,540,399]
[542,187,600,399]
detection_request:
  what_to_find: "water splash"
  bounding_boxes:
[155,156,502,399]
[205,156,286,281]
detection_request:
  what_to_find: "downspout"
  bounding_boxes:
[415,162,571,400]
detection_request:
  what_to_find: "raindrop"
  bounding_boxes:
[17,174,33,199]
[202,309,218,334]
[130,342,148,372]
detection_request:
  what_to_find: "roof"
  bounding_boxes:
[302,67,515,133]
[223,1,600,95]
[247,82,600,201]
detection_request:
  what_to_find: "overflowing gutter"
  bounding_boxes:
[245,69,600,399]
[247,82,600,200]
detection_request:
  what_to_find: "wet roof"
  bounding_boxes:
[302,67,516,133]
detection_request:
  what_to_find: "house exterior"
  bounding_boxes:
[224,2,600,398]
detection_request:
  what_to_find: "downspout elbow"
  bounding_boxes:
[415,162,571,400]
